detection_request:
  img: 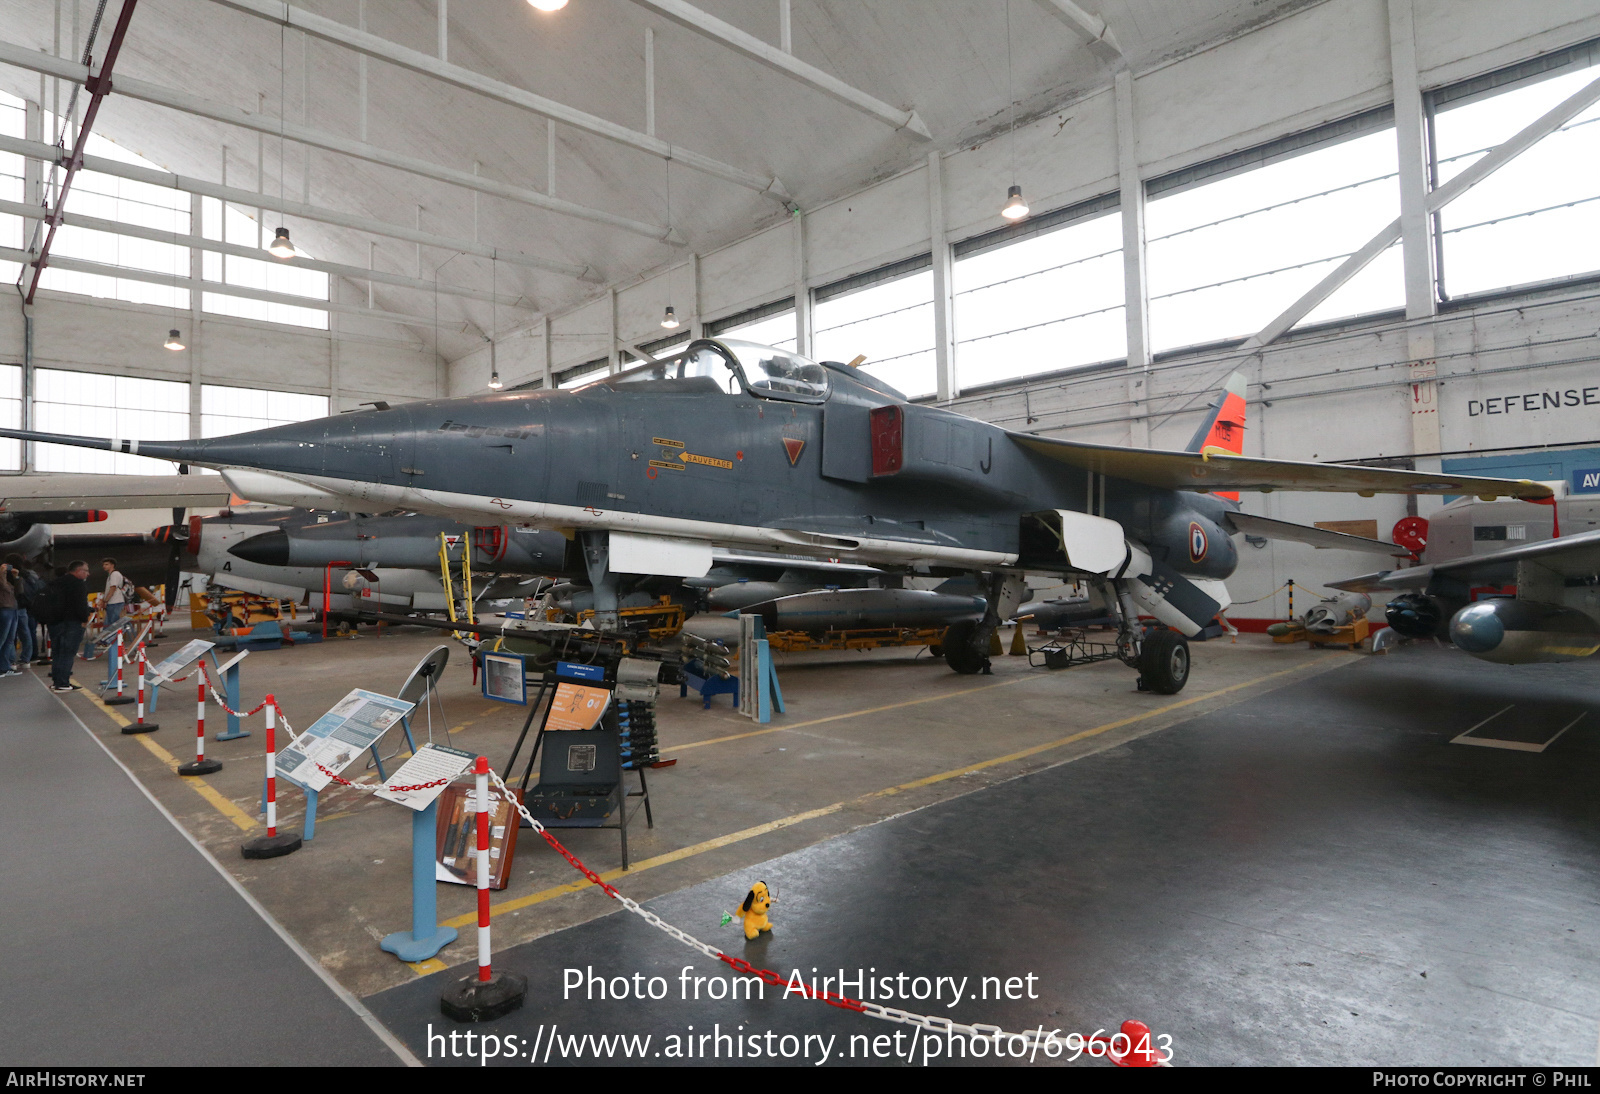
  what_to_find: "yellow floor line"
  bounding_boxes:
[438,658,1324,942]
[666,676,1030,754]
[84,691,259,833]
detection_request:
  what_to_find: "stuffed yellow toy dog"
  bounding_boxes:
[731,881,774,940]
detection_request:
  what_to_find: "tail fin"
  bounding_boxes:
[1185,371,1248,501]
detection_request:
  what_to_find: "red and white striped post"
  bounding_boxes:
[105,629,133,705]
[178,673,221,776]
[441,758,527,1021]
[241,695,302,858]
[475,756,493,983]
[121,645,159,734]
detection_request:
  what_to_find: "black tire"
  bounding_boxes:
[1138,629,1190,694]
[941,619,989,675]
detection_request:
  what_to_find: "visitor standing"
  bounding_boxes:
[101,558,129,633]
[0,560,19,677]
[4,555,41,667]
[36,560,91,692]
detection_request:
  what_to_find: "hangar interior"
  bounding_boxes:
[2,0,1599,1070]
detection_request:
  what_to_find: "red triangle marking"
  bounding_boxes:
[783,436,805,466]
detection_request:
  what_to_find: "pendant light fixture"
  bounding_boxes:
[1000,0,1029,222]
[527,0,569,11]
[165,197,185,350]
[267,26,296,259]
[661,305,679,329]
[487,257,503,389]
[268,226,296,258]
[1002,184,1029,221]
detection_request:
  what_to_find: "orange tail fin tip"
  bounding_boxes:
[1187,371,1248,502]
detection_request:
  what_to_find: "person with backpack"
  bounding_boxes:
[35,560,91,692]
[4,554,41,667]
[0,560,19,677]
[101,558,131,632]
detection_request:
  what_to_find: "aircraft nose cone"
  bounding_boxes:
[229,530,290,567]
[1450,601,1505,653]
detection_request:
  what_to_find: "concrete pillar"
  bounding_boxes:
[1115,69,1151,447]
[928,150,957,402]
[1389,0,1442,510]
[541,316,553,390]
[793,210,812,356]
[189,191,204,439]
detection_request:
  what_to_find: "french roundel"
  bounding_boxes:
[1188,521,1208,563]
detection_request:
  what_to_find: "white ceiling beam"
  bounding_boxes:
[624,0,932,139]
[0,132,598,282]
[0,39,680,246]
[1033,0,1123,60]
[0,245,459,331]
[0,197,532,309]
[1242,68,1600,349]
[209,0,791,199]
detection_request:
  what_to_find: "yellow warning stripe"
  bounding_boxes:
[437,659,1325,941]
[84,691,258,832]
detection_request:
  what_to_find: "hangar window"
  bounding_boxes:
[1145,109,1403,351]
[200,197,330,329]
[0,92,194,311]
[952,194,1124,387]
[0,95,25,285]
[706,298,797,351]
[0,364,19,472]
[1430,43,1600,299]
[813,255,935,399]
[559,358,611,389]
[33,369,189,475]
[201,385,329,437]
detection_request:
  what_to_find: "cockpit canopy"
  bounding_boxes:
[603,338,831,403]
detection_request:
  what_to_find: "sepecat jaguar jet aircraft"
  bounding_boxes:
[0,339,1551,693]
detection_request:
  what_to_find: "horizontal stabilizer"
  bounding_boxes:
[1010,433,1552,500]
[1225,511,1409,556]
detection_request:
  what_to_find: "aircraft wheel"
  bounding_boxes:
[942,620,988,675]
[1138,629,1189,694]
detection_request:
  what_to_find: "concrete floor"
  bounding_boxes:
[14,622,1600,1065]
[361,642,1600,1067]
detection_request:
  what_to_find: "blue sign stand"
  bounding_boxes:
[379,799,457,962]
[213,651,251,741]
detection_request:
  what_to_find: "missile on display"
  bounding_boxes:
[738,587,986,634]
[228,512,568,573]
[1448,598,1600,664]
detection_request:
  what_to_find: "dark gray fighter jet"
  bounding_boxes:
[0,339,1550,692]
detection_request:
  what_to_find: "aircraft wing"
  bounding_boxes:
[0,473,236,512]
[1224,511,1410,556]
[1009,434,1553,500]
[1326,528,1600,593]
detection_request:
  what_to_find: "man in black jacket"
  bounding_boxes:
[40,560,91,692]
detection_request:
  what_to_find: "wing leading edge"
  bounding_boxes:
[1009,433,1553,500]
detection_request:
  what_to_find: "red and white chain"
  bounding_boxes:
[481,769,1110,1051]
[198,663,274,719]
[312,761,452,795]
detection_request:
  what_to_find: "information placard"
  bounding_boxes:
[276,689,415,792]
[482,652,526,705]
[147,638,216,685]
[373,743,476,811]
[546,682,611,731]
